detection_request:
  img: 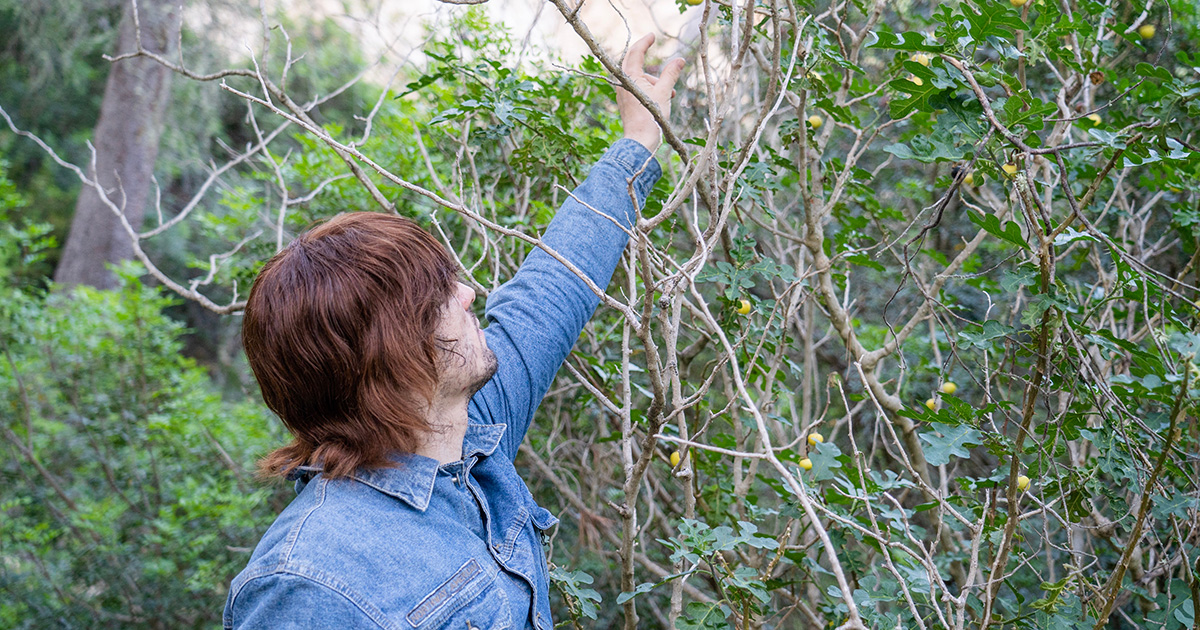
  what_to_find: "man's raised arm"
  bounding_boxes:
[468,34,684,460]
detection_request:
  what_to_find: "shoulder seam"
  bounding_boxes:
[280,477,328,564]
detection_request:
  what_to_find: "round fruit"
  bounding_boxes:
[1137,24,1156,39]
[799,458,813,470]
[940,381,957,395]
[808,432,824,445]
[963,172,975,186]
[737,299,752,315]
[670,451,682,467]
[1086,113,1102,125]
[909,75,924,86]
[807,114,823,128]
[1016,475,1031,491]
[925,398,937,411]
[1010,0,1028,7]
[1002,163,1019,176]
[686,0,704,5]
[911,53,931,67]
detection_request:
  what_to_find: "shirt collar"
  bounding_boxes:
[348,423,506,512]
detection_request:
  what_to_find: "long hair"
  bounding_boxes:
[242,212,457,479]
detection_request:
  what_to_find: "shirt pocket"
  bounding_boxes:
[405,558,511,630]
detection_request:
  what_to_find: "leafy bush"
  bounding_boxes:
[7,0,1200,627]
[0,165,289,628]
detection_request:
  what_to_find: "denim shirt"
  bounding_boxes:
[223,139,662,630]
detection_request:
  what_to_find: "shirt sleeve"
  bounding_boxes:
[468,139,662,461]
[225,572,388,630]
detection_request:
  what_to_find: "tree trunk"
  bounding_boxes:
[54,0,181,289]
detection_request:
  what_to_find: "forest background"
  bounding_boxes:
[2,0,1200,628]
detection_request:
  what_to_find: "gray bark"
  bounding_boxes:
[54,0,181,289]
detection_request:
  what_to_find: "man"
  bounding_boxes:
[223,34,684,629]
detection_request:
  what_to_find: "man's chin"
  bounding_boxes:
[468,349,500,397]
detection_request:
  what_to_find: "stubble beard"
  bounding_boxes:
[467,347,499,398]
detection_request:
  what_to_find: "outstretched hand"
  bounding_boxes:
[616,34,685,152]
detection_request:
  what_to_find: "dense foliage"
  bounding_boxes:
[3,0,1200,628]
[0,167,289,628]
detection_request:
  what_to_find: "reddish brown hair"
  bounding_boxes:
[242,212,457,479]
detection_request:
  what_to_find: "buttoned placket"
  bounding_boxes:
[457,460,548,630]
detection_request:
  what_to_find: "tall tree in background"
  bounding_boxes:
[54,0,180,289]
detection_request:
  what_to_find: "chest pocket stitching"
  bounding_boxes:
[405,558,488,627]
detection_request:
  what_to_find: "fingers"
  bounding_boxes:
[622,33,655,75]
[643,58,684,102]
[658,57,685,92]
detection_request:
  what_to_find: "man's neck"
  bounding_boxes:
[414,393,470,465]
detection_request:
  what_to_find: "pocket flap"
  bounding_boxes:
[406,559,489,627]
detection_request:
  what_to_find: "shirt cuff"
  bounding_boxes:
[600,139,663,201]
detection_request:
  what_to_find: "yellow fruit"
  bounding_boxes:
[909,75,924,86]
[911,53,931,67]
[808,433,824,445]
[925,398,937,411]
[1137,24,1156,40]
[1002,163,1019,177]
[737,299,752,315]
[1086,113,1102,125]
[807,114,823,128]
[1017,475,1031,491]
[686,0,704,5]
[1010,0,1028,7]
[940,381,957,395]
[799,458,813,470]
[963,172,975,186]
[670,451,682,467]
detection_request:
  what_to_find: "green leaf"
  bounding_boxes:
[616,581,656,605]
[968,211,1031,250]
[550,568,603,619]
[677,602,734,630]
[883,128,967,163]
[1175,601,1195,627]
[920,425,984,466]
[809,440,843,482]
[1000,92,1056,132]
[867,31,946,53]
[888,75,946,118]
[961,0,1028,42]
[959,320,1014,349]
